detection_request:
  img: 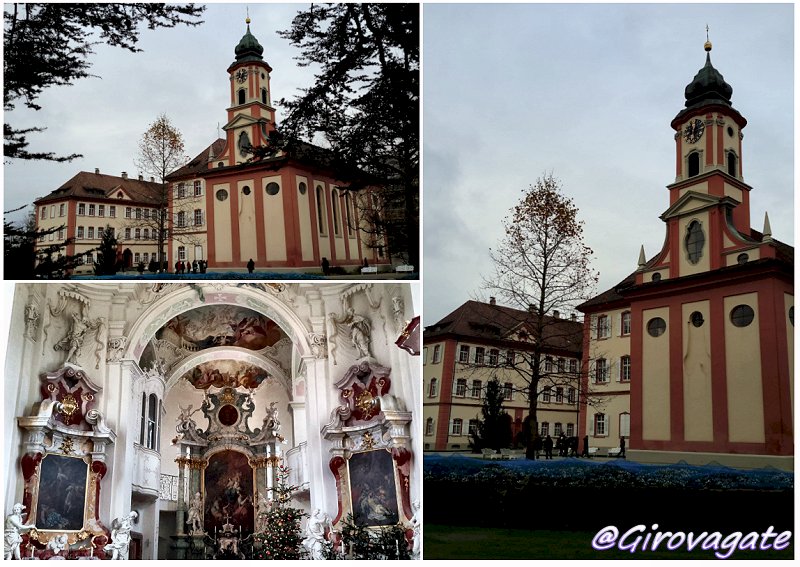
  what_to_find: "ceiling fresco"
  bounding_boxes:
[138,304,285,371]
[181,360,272,390]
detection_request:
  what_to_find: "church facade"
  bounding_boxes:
[578,40,793,470]
[32,20,391,274]
[4,282,421,559]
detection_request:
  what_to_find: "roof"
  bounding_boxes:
[167,139,227,179]
[35,171,164,205]
[424,299,583,355]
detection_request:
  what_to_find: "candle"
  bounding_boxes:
[395,540,399,556]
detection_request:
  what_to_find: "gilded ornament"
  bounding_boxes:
[59,394,79,419]
[361,431,376,450]
[60,437,75,454]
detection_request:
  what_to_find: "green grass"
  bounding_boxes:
[424,525,794,560]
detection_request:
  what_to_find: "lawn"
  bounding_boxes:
[424,525,795,560]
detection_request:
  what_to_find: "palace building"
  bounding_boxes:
[422,299,583,452]
[3,282,421,558]
[577,40,793,470]
[33,19,390,274]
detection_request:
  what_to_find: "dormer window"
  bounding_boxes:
[688,151,700,177]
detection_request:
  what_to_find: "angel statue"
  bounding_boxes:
[103,511,137,560]
[54,311,92,365]
[302,509,331,560]
[345,308,372,359]
[265,401,281,435]
[4,503,35,560]
[177,404,201,428]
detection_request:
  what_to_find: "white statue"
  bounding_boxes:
[410,500,421,559]
[346,308,372,359]
[4,503,35,560]
[265,401,281,434]
[186,492,203,534]
[103,511,137,560]
[54,311,92,365]
[302,509,330,560]
[46,534,69,557]
[24,303,40,340]
[177,404,200,428]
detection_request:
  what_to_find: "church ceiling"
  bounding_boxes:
[180,359,272,390]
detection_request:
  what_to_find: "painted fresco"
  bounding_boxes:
[182,360,271,390]
[349,450,399,527]
[35,454,88,531]
[204,450,255,536]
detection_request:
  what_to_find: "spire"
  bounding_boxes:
[637,245,647,271]
[234,14,264,64]
[762,212,773,242]
[683,29,733,109]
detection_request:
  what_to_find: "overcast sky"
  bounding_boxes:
[4,3,317,221]
[423,3,794,325]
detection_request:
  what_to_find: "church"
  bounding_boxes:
[3,282,421,559]
[32,18,392,274]
[577,39,793,470]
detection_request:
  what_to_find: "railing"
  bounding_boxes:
[285,442,309,490]
[160,474,179,501]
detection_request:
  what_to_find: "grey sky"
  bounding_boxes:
[4,3,316,221]
[423,3,794,325]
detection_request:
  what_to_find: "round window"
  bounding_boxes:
[218,161,224,168]
[216,189,229,201]
[727,126,734,137]
[218,404,239,426]
[266,182,280,196]
[651,272,662,282]
[242,186,251,196]
[298,182,307,195]
[736,253,749,265]
[647,317,667,337]
[690,311,704,327]
[730,305,754,327]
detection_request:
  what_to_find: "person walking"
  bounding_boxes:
[247,258,255,274]
[582,435,590,458]
[321,257,330,276]
[543,435,554,459]
[620,436,626,458]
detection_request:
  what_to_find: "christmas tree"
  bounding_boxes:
[252,464,308,560]
[331,514,411,560]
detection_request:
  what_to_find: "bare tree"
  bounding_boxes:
[482,173,599,458]
[132,114,200,269]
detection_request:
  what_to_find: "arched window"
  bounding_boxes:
[147,393,158,449]
[345,193,353,235]
[688,151,700,177]
[238,88,246,105]
[332,190,340,235]
[727,151,738,177]
[261,88,267,105]
[316,185,327,234]
[139,393,146,444]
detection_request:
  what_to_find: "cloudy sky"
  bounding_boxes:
[4,3,318,221]
[423,3,794,324]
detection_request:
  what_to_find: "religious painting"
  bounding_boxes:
[34,454,88,531]
[348,450,400,527]
[204,450,255,536]
[181,360,270,390]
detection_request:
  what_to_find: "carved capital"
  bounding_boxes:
[106,336,127,363]
[308,332,328,359]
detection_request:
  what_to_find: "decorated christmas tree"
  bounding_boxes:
[252,464,308,560]
[330,514,411,560]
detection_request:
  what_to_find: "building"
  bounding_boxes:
[3,282,421,558]
[577,40,793,470]
[423,299,583,452]
[33,19,392,274]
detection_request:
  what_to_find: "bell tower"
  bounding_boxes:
[222,16,276,166]
[667,33,751,234]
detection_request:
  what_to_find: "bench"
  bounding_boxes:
[395,264,415,273]
[481,448,501,460]
[587,447,599,457]
[500,448,525,460]
[607,447,623,457]
[360,266,378,274]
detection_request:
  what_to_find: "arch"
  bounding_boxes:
[238,88,246,105]
[123,285,312,363]
[726,150,738,177]
[687,151,700,177]
[332,189,341,235]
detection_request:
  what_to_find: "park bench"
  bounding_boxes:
[395,264,415,273]
[481,448,501,460]
[607,447,622,457]
[500,448,525,460]
[361,266,378,274]
[587,447,598,457]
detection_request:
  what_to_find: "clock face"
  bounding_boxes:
[235,69,248,84]
[683,118,705,144]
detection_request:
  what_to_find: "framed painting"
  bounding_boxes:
[203,450,255,536]
[347,449,400,527]
[33,453,89,531]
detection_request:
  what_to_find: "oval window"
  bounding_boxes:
[265,182,280,196]
[685,221,704,264]
[690,311,704,327]
[730,305,754,328]
[216,189,229,201]
[651,272,662,282]
[647,317,666,337]
[242,186,251,196]
[298,182,307,195]
[736,253,749,265]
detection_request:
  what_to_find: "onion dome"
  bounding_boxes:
[234,17,264,64]
[683,41,733,109]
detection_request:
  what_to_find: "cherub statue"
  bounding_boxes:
[103,511,137,560]
[302,509,331,560]
[265,401,281,434]
[4,503,35,560]
[46,534,69,557]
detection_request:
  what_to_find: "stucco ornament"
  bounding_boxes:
[391,296,406,334]
[308,332,328,359]
[53,310,105,369]
[24,302,40,341]
[106,336,128,363]
[329,308,372,360]
[4,503,35,560]
[103,511,138,560]
[46,533,69,557]
[410,500,422,559]
[302,508,331,560]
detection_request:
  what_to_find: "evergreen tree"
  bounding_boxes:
[332,514,410,560]
[252,464,307,560]
[470,378,513,452]
[93,226,119,276]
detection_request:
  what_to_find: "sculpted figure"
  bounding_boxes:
[186,492,203,534]
[54,311,92,365]
[346,308,371,359]
[410,500,421,559]
[103,511,137,560]
[4,503,35,560]
[265,401,281,434]
[46,534,69,557]
[302,509,330,560]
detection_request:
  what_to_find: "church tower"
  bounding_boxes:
[221,17,276,166]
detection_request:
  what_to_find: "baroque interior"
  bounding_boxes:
[3,282,420,559]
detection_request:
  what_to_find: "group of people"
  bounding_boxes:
[530,435,626,459]
[174,259,207,274]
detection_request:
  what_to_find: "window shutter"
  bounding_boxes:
[615,358,621,382]
[590,314,598,339]
[589,414,595,436]
[616,313,622,336]
[449,419,454,435]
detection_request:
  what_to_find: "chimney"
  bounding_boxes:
[571,313,577,322]
[138,174,143,181]
[553,310,560,319]
[121,171,128,180]
[149,176,154,182]
[95,168,100,174]
[528,303,535,312]
[489,297,496,305]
